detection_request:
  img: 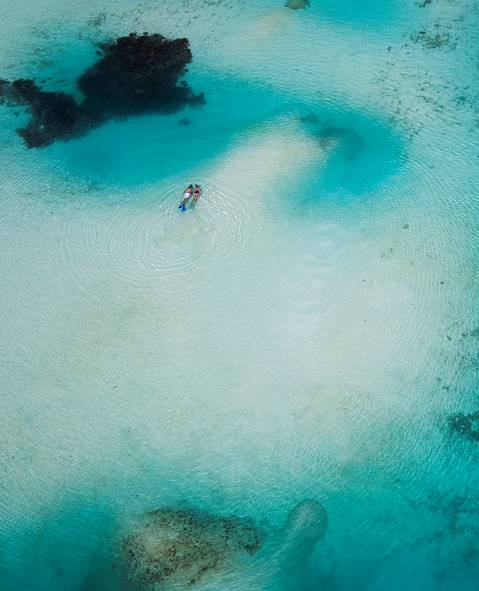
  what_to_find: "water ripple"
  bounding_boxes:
[60,181,258,299]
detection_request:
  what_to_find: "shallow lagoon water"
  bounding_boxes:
[1,0,479,590]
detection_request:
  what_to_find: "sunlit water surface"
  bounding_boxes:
[1,0,479,590]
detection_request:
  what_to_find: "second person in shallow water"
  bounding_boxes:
[192,184,202,205]
[179,184,202,211]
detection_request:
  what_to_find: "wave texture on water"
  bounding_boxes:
[1,0,479,590]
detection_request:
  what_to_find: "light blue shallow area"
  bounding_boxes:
[308,0,405,25]
[1,1,479,590]
[47,72,404,197]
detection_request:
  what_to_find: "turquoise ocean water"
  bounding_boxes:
[1,0,479,589]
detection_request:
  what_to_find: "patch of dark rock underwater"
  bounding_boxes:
[117,501,327,590]
[0,33,205,148]
[120,506,262,589]
[286,0,311,9]
[448,411,479,443]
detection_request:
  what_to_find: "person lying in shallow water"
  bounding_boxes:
[179,184,201,211]
[192,184,202,204]
[179,184,193,211]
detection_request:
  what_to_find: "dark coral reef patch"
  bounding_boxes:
[286,0,311,9]
[0,79,95,148]
[79,33,204,119]
[448,411,479,443]
[121,507,262,588]
[0,33,205,148]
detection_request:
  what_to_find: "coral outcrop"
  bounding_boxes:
[121,507,262,588]
[0,78,95,148]
[0,33,204,148]
[285,0,311,9]
[448,411,479,443]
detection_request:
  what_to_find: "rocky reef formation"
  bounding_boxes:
[448,411,479,443]
[0,33,204,148]
[0,79,95,148]
[78,33,204,119]
[119,500,328,590]
[410,29,456,50]
[285,0,310,9]
[121,507,262,588]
